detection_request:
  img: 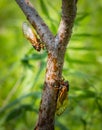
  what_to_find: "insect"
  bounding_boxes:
[56,80,69,116]
[22,22,44,51]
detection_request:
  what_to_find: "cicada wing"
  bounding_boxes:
[22,22,43,51]
[22,22,37,43]
[56,95,68,116]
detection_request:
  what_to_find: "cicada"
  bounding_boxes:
[22,22,44,51]
[56,80,69,116]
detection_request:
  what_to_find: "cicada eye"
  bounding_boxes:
[22,22,35,40]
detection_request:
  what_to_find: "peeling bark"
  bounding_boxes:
[15,0,77,129]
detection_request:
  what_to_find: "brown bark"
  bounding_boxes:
[15,0,77,129]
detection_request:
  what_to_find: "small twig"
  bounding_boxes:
[56,0,77,46]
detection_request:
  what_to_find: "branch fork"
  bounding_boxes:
[15,0,77,129]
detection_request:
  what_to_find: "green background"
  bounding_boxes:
[0,0,102,130]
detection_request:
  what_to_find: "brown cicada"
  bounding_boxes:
[22,22,44,51]
[56,80,69,116]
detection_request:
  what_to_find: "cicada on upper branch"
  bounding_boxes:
[56,80,69,116]
[22,22,44,51]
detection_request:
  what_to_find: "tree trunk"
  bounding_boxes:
[15,0,77,129]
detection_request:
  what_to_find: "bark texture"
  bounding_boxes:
[15,0,77,129]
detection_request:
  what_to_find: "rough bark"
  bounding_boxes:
[15,0,77,129]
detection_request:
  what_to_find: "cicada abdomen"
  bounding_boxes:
[22,22,44,51]
[56,80,69,116]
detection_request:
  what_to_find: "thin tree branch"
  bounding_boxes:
[15,0,54,50]
[56,0,77,46]
[54,0,77,84]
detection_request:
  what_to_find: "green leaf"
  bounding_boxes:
[69,46,101,51]
[0,92,41,113]
[75,12,90,24]
[5,104,37,122]
[72,33,102,40]
[68,58,93,64]
[39,0,50,18]
[75,90,96,99]
[39,0,57,33]
[21,52,47,61]
[68,71,90,79]
[56,120,69,130]
[32,61,46,86]
[5,107,22,122]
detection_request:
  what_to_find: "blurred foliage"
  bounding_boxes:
[0,0,102,130]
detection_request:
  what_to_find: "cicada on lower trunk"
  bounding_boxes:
[56,80,69,116]
[22,22,44,51]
